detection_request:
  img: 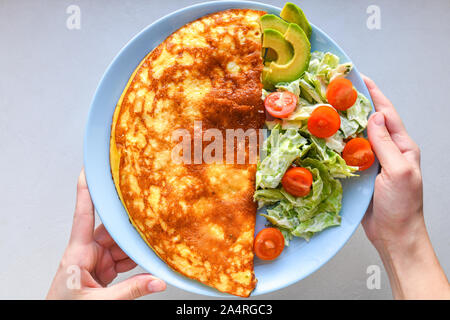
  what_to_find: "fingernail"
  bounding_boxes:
[147,279,165,292]
[373,112,385,126]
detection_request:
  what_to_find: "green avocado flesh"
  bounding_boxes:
[263,23,311,84]
[280,2,312,39]
[260,14,289,34]
[262,28,293,65]
[261,14,290,64]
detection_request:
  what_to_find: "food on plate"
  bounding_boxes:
[255,3,374,244]
[326,78,358,111]
[342,138,375,171]
[262,28,293,65]
[254,228,285,260]
[280,2,312,39]
[262,23,311,86]
[260,14,289,34]
[307,105,341,138]
[281,167,313,197]
[110,9,266,297]
[264,91,298,118]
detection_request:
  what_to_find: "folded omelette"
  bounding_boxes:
[110,9,265,297]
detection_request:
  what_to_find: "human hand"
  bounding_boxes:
[46,170,166,300]
[362,75,449,299]
[362,75,423,249]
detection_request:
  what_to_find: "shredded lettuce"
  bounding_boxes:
[256,124,307,189]
[325,131,345,153]
[346,93,372,132]
[339,115,360,139]
[287,104,321,121]
[308,51,353,83]
[258,158,343,241]
[275,79,301,98]
[299,78,324,103]
[256,50,372,243]
[306,135,358,178]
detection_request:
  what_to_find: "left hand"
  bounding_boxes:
[46,170,166,300]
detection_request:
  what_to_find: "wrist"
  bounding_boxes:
[372,213,427,256]
[373,214,449,299]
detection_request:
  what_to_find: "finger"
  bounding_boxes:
[69,169,95,245]
[115,258,137,273]
[363,75,421,165]
[367,112,406,170]
[362,75,418,149]
[96,264,117,287]
[101,274,166,300]
[362,75,397,113]
[110,244,129,261]
[94,224,116,248]
[362,75,405,132]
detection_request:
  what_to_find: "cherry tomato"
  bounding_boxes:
[342,137,375,171]
[307,105,341,138]
[254,228,285,260]
[281,167,313,197]
[264,91,298,118]
[326,78,358,111]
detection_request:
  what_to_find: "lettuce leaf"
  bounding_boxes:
[323,151,358,178]
[258,158,342,241]
[325,130,345,153]
[256,124,307,189]
[299,78,325,103]
[307,136,358,178]
[339,115,360,139]
[346,92,372,132]
[292,211,341,240]
[308,51,353,83]
[275,79,301,98]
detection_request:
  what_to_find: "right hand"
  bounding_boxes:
[361,75,450,300]
[362,75,423,249]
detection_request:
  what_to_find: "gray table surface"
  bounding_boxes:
[1,0,449,300]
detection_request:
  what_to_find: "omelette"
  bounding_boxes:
[110,9,265,297]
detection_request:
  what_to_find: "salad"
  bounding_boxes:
[252,3,375,260]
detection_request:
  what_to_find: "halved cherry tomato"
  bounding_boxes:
[254,228,285,261]
[281,167,313,197]
[326,78,357,111]
[307,105,341,138]
[342,137,375,171]
[264,91,298,118]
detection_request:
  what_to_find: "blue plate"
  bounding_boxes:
[84,0,378,297]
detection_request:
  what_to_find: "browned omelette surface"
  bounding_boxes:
[110,9,265,297]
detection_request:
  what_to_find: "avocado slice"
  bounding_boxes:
[260,14,290,64]
[262,28,293,65]
[263,23,311,84]
[280,2,312,39]
[262,65,274,90]
[260,14,289,34]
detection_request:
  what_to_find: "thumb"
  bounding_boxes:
[69,169,95,245]
[367,112,404,170]
[101,273,166,300]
